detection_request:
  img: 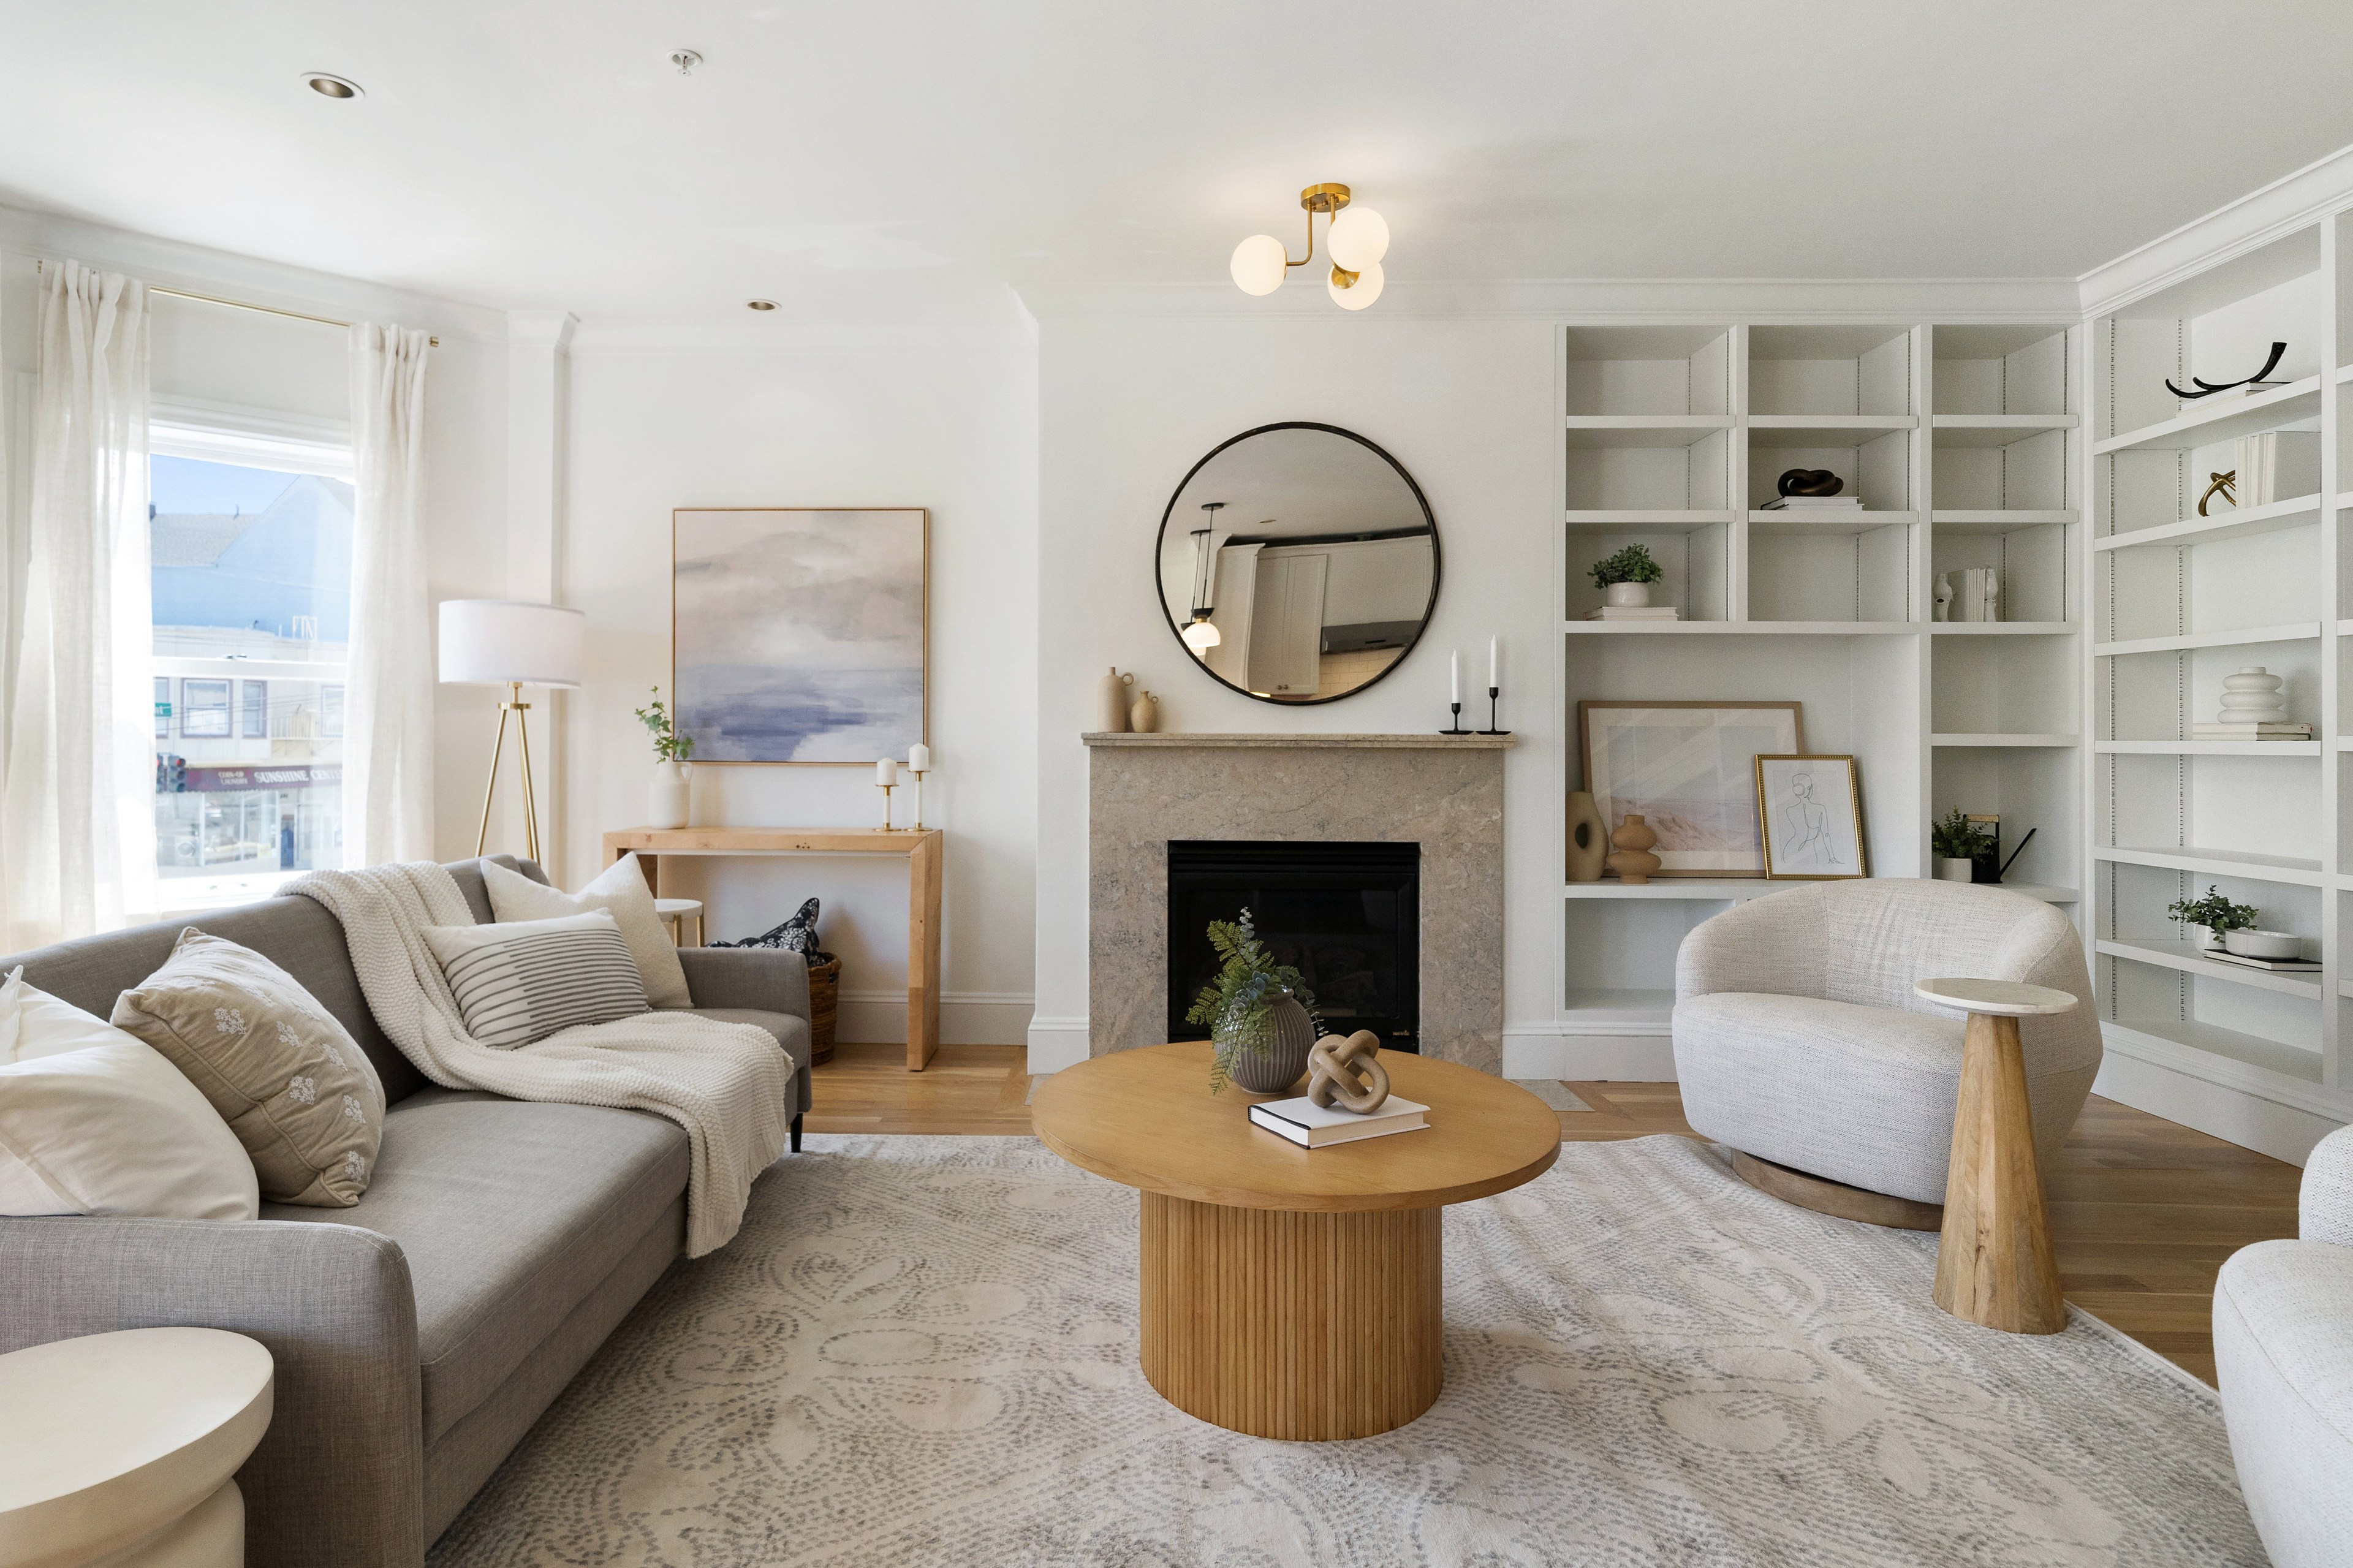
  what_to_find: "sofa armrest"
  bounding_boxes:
[2302,1125,2353,1248]
[0,1216,424,1568]
[1674,887,1827,1002]
[677,945,811,1021]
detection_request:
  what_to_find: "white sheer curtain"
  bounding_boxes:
[1,262,156,948]
[344,323,435,867]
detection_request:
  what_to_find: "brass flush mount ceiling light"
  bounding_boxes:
[1230,183,1389,310]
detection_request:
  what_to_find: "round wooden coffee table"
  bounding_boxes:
[1031,1040,1559,1441]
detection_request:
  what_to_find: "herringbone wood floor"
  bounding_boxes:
[806,1043,2302,1384]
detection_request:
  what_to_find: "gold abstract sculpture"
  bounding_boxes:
[1306,1029,1392,1114]
[2197,470,2237,517]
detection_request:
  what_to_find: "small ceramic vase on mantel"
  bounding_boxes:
[648,759,691,830]
[1095,667,1135,734]
[1130,690,1162,733]
[1606,814,1662,884]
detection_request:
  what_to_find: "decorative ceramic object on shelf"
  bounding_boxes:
[1587,544,1664,608]
[1564,791,1607,882]
[2219,667,2287,725]
[1951,567,1999,623]
[1777,468,1844,496]
[1605,581,1651,608]
[2223,929,2302,960]
[1095,667,1135,733]
[1129,689,1162,733]
[1606,814,1662,885]
[648,759,690,830]
[1933,573,1953,622]
[1305,1029,1391,1113]
[2167,339,2287,403]
[2167,885,2259,950]
[1937,857,1973,882]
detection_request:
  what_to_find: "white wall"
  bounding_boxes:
[555,318,1040,1043]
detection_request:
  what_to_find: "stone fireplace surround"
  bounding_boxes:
[1085,733,1512,1073]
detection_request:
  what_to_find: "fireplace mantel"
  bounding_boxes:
[1083,732,1515,750]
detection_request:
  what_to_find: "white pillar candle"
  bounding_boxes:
[908,743,932,772]
[876,757,897,786]
[1450,651,1460,705]
[1488,635,1498,689]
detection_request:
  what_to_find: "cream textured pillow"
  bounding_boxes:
[0,969,259,1221]
[483,853,692,1009]
[422,910,651,1047]
[110,929,385,1207]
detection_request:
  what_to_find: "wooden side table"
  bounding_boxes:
[608,827,943,1069]
[1914,976,2080,1335]
[0,1327,273,1567]
[1031,1042,1559,1441]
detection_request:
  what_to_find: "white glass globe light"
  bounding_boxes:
[1229,234,1289,296]
[1182,617,1222,650]
[1328,260,1384,311]
[1326,207,1390,272]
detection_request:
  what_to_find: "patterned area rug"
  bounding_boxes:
[431,1135,2260,1567]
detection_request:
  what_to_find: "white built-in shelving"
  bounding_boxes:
[1553,319,2083,1054]
[2083,205,2351,1133]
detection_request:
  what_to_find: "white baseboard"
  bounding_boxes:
[1025,1016,1090,1075]
[2093,1026,2347,1167]
[1502,1029,1678,1081]
[836,990,1034,1048]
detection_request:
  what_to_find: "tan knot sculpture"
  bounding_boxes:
[1306,1029,1391,1114]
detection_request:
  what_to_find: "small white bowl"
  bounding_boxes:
[2223,929,2302,960]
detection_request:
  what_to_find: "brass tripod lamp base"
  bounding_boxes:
[474,682,544,863]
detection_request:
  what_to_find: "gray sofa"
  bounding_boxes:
[0,856,813,1568]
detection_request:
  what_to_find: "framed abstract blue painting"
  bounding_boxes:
[672,508,928,763]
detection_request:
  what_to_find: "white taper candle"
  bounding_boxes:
[1450,651,1460,704]
[1488,635,1498,689]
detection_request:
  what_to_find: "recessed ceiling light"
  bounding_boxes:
[304,72,362,99]
[670,50,703,75]
[746,299,778,311]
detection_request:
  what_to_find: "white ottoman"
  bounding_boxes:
[0,1327,273,1568]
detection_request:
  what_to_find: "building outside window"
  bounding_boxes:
[149,423,354,911]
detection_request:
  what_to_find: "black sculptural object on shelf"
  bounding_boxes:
[1776,468,1844,497]
[2167,341,2287,401]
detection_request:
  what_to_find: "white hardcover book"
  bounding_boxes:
[2191,723,2312,738]
[1760,496,1862,509]
[1249,1094,1431,1149]
[1584,607,1680,621]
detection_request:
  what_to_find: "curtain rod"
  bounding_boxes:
[34,257,438,346]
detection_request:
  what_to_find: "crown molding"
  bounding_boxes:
[507,309,579,351]
[567,310,1036,354]
[2077,138,2353,318]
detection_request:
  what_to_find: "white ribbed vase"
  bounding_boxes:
[2219,667,2287,726]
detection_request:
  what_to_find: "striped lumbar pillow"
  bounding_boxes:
[421,911,651,1048]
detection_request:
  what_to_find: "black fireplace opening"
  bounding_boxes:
[1166,839,1420,1052]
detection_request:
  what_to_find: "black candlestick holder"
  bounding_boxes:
[1478,686,1511,736]
[1440,702,1470,735]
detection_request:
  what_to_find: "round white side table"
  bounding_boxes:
[1914,976,2080,1336]
[0,1327,273,1568]
[654,896,705,947]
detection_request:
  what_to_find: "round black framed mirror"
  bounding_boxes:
[1154,422,1439,705]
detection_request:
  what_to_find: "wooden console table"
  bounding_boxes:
[604,828,944,1070]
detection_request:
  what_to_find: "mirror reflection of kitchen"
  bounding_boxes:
[1158,425,1437,703]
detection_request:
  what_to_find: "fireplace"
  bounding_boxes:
[1165,839,1420,1051]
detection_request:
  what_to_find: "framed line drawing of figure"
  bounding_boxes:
[1754,754,1868,879]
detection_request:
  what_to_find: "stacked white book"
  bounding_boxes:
[2179,380,2289,416]
[2191,722,2313,740]
[1759,494,1863,512]
[1248,1094,1430,1148]
[1585,606,1680,621]
[2208,949,2319,972]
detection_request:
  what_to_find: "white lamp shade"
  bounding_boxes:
[1328,260,1384,311]
[1230,233,1289,296]
[1182,618,1222,650]
[438,599,586,687]
[1327,206,1390,271]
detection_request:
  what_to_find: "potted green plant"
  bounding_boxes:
[1588,544,1666,609]
[2167,886,2260,952]
[634,687,695,829]
[1184,909,1320,1094]
[1930,808,1986,883]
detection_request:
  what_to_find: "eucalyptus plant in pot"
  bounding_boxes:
[634,687,695,829]
[1588,543,1665,608]
[1185,909,1320,1094]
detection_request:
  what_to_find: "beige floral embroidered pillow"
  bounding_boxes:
[110,928,385,1206]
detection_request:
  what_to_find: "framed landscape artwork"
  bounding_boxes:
[1755,754,1868,879]
[672,508,929,764]
[1578,701,1804,876]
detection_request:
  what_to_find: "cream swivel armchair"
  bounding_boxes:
[1672,880,2102,1215]
[2214,1124,2353,1566]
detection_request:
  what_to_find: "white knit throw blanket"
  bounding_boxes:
[287,862,794,1256]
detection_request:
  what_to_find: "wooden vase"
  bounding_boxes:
[1564,791,1607,882]
[1607,813,1662,884]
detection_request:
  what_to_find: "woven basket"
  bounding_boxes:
[806,953,841,1066]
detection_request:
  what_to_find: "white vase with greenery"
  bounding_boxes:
[635,687,695,830]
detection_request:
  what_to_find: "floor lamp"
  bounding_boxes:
[439,599,585,864]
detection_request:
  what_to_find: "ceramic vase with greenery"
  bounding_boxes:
[1588,543,1665,608]
[635,687,695,829]
[1930,808,1985,883]
[2167,886,2259,950]
[1186,909,1320,1094]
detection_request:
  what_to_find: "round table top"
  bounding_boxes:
[1913,977,2081,1017]
[1030,1040,1561,1212]
[653,898,703,917]
[0,1328,273,1556]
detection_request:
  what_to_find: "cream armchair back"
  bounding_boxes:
[2214,1124,2353,1566]
[1672,881,2102,1206]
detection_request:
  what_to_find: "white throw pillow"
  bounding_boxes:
[423,911,652,1048]
[483,854,692,1009]
[0,968,259,1221]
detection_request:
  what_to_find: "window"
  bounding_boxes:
[148,422,354,911]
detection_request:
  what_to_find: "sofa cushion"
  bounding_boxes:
[265,1088,688,1444]
[2215,1239,2353,1566]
